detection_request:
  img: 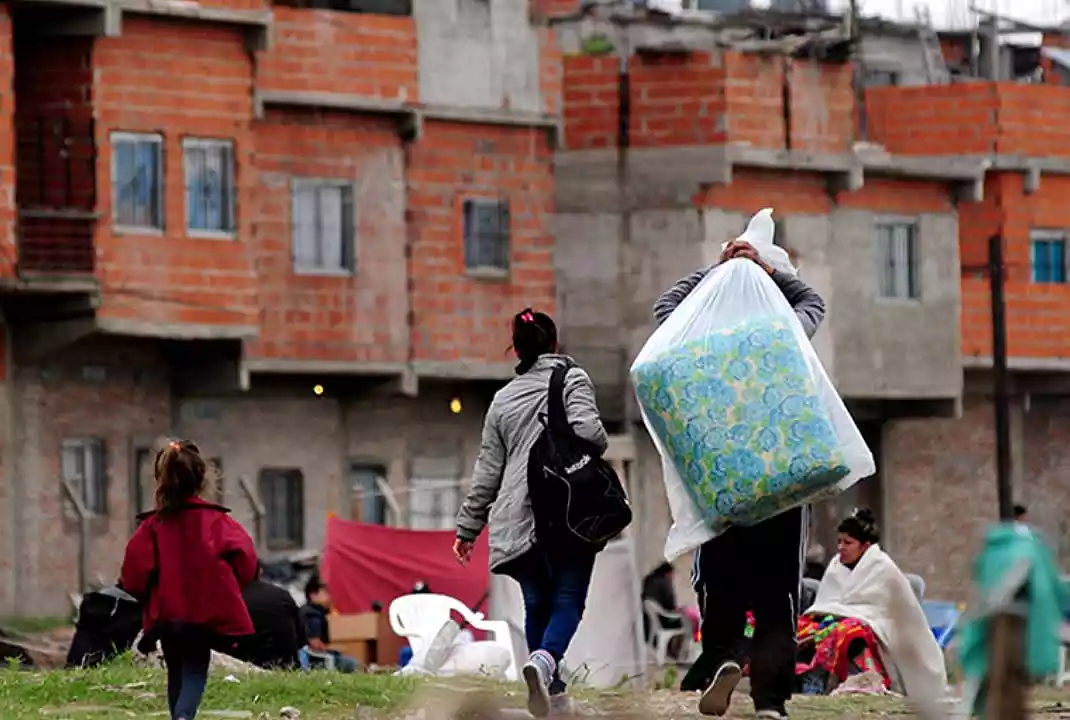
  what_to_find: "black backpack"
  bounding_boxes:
[527,365,633,551]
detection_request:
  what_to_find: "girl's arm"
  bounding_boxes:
[218,516,259,588]
[119,521,156,600]
[456,406,506,543]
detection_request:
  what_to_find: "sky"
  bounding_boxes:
[820,0,1063,30]
[736,0,1068,30]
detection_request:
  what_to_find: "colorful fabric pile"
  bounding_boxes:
[632,316,851,530]
[795,613,890,691]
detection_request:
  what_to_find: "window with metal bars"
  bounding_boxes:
[112,132,163,230]
[1030,231,1067,284]
[183,138,236,235]
[62,438,107,516]
[259,468,304,550]
[292,180,356,273]
[875,221,920,300]
[462,198,510,272]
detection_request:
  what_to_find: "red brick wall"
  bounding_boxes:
[93,18,258,330]
[538,26,563,116]
[562,55,617,150]
[787,59,854,154]
[562,51,728,150]
[997,85,1070,156]
[247,108,409,364]
[562,51,853,152]
[530,0,581,19]
[723,52,784,149]
[256,9,418,102]
[866,83,1070,157]
[0,6,15,279]
[961,174,1070,360]
[14,37,96,273]
[407,121,554,365]
[865,84,1001,155]
[695,168,831,214]
[200,0,269,9]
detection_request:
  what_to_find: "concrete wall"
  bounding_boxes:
[413,0,543,113]
[825,210,961,399]
[858,34,932,87]
[0,334,490,616]
[555,201,962,410]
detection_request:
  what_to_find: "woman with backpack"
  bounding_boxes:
[454,308,617,718]
[120,440,258,720]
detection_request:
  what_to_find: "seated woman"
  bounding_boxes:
[796,508,946,700]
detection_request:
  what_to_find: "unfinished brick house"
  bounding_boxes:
[549,3,1070,600]
[0,0,563,616]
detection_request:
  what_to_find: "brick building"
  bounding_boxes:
[4,0,1070,618]
[0,0,564,617]
[549,4,1070,601]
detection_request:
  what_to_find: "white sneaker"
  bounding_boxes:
[698,661,742,716]
[548,692,573,716]
[522,650,555,718]
[755,710,789,719]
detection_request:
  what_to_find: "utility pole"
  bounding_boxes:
[989,233,1013,521]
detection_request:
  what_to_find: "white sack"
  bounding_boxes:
[631,211,875,561]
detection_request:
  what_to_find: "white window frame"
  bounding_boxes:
[291,178,357,275]
[111,132,164,233]
[182,137,236,238]
[62,438,107,516]
[874,217,921,302]
[462,197,510,275]
[1029,229,1069,284]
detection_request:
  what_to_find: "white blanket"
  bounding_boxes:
[806,545,947,701]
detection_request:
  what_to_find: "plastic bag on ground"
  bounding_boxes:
[630,228,875,562]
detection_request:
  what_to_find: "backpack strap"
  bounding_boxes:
[547,365,571,433]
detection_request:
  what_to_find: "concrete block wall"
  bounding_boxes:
[414,0,545,114]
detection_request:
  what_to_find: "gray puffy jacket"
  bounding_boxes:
[456,354,608,571]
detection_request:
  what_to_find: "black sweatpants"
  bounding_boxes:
[680,506,806,711]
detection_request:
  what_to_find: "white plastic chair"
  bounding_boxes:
[388,593,518,681]
[642,599,694,667]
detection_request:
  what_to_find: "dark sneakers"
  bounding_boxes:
[697,661,742,716]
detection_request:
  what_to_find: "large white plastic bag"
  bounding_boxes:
[631,259,876,562]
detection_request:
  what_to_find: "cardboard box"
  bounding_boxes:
[329,612,379,665]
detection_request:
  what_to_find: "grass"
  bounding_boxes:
[2,657,1070,719]
[0,616,72,636]
[0,656,420,719]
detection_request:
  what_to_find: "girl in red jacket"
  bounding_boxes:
[121,440,258,720]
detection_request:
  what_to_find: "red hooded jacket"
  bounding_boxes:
[120,498,257,637]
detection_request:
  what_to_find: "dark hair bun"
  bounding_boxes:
[853,507,875,525]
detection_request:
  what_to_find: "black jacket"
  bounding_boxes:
[236,580,307,669]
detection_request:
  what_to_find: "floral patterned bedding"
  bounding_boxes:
[633,315,850,527]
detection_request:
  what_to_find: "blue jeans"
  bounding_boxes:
[160,633,210,720]
[297,646,359,673]
[509,546,597,694]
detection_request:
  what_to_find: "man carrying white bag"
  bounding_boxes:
[632,209,876,719]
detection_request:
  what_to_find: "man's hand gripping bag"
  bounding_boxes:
[630,259,876,562]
